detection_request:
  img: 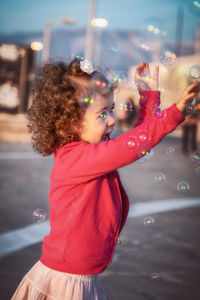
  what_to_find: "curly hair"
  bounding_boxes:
[26,58,114,156]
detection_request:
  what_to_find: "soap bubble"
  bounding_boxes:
[91,73,111,95]
[177,181,190,192]
[187,0,200,16]
[137,130,150,144]
[195,163,200,175]
[151,273,160,280]
[137,146,151,158]
[32,208,47,223]
[150,99,160,112]
[155,172,166,183]
[108,46,120,53]
[125,136,138,150]
[186,103,195,113]
[144,216,155,225]
[166,146,175,154]
[79,93,96,109]
[189,65,200,80]
[160,48,176,67]
[191,151,200,162]
[152,108,167,120]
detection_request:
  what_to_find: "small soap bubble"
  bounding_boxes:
[150,99,160,111]
[191,151,200,162]
[137,130,150,144]
[151,273,160,280]
[125,136,138,150]
[91,73,111,95]
[189,65,200,80]
[166,146,175,154]
[186,103,195,113]
[79,93,96,109]
[195,164,200,175]
[32,208,47,223]
[152,108,167,120]
[177,181,190,192]
[144,216,155,225]
[187,0,200,16]
[108,46,120,53]
[155,172,166,183]
[117,71,128,83]
[137,146,151,158]
[160,49,176,67]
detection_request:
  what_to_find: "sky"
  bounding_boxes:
[0,0,199,42]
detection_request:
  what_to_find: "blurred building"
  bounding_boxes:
[0,43,35,114]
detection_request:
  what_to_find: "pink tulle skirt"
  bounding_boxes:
[11,260,107,300]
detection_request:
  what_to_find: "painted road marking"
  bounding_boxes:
[0,151,44,159]
[0,198,200,258]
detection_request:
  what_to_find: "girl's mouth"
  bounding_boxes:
[101,133,110,142]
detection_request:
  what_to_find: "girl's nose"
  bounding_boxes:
[108,115,115,127]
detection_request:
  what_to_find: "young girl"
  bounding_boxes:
[11,58,199,300]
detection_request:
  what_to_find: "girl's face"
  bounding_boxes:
[80,92,115,143]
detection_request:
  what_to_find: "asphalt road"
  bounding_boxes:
[0,135,200,300]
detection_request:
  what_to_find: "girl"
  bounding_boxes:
[11,58,199,300]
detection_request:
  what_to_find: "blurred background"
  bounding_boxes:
[0,1,200,299]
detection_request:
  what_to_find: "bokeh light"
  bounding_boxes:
[30,41,43,51]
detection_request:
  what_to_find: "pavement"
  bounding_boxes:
[0,117,200,300]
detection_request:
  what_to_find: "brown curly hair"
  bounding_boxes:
[26,58,114,156]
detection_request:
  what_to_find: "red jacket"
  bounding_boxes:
[40,91,184,274]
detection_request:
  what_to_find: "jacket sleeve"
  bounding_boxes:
[57,104,185,183]
[134,91,161,127]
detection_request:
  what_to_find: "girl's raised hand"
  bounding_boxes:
[135,62,159,91]
[176,81,200,116]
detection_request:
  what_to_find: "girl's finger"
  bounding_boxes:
[183,81,199,96]
[144,63,150,77]
[153,66,159,83]
[182,92,196,103]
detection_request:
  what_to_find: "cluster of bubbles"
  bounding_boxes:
[125,130,152,162]
[32,208,47,223]
[144,216,155,225]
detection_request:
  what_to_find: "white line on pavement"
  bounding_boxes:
[0,151,43,159]
[0,198,200,258]
[128,198,200,217]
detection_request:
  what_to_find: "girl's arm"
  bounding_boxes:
[57,80,199,184]
[134,62,160,127]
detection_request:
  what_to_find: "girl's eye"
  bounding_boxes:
[99,111,108,119]
[110,108,114,114]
